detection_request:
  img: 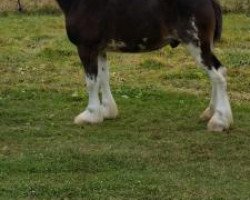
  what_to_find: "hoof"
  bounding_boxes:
[200,107,214,122]
[101,101,119,119]
[207,113,232,132]
[207,120,227,132]
[74,109,103,125]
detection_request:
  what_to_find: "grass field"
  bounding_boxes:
[0,0,250,13]
[0,12,250,199]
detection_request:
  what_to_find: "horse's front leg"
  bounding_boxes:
[74,46,103,124]
[98,53,118,119]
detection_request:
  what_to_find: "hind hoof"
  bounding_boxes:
[207,114,232,132]
[101,102,118,119]
[74,110,103,125]
[200,107,214,122]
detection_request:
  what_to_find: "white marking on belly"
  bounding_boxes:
[138,44,146,50]
[142,38,148,42]
[107,40,127,49]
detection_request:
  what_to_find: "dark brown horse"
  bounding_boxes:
[55,0,233,132]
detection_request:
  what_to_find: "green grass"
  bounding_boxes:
[0,13,250,199]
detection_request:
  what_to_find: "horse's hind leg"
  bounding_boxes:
[74,46,103,124]
[98,53,118,119]
[186,38,233,132]
[206,57,233,132]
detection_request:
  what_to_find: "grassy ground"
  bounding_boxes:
[1,0,250,13]
[0,13,250,199]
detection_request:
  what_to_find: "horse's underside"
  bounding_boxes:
[56,0,233,132]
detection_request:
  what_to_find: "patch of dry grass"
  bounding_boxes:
[221,0,250,12]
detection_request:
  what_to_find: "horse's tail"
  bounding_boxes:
[211,0,223,42]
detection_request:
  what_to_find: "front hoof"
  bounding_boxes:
[74,110,103,125]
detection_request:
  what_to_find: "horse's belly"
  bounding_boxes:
[106,22,174,52]
[106,37,169,52]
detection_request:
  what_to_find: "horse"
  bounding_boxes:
[55,0,233,132]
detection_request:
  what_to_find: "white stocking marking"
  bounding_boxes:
[207,68,233,131]
[74,76,103,124]
[98,55,118,119]
[186,43,233,131]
